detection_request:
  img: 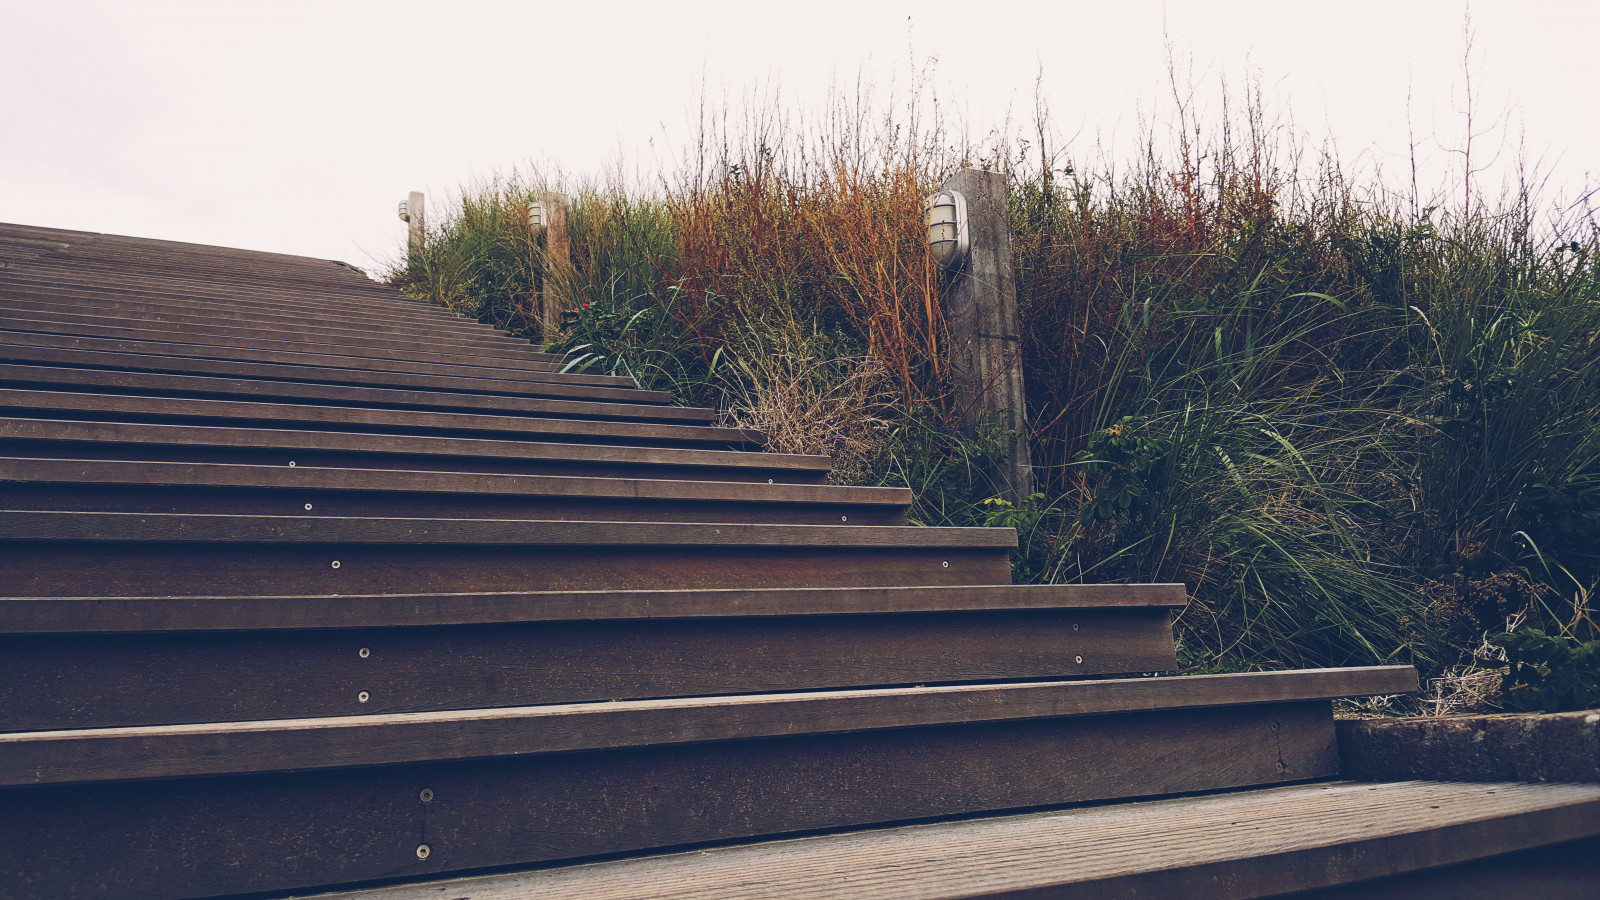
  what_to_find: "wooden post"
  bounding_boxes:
[535,191,571,341]
[941,167,1033,501]
[402,191,425,260]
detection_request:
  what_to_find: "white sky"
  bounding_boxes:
[2,0,1595,271]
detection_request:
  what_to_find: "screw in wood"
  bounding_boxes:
[419,789,434,803]
[942,561,949,568]
[416,844,431,860]
[331,561,341,569]
[1072,623,1080,631]
[358,648,370,658]
[288,461,296,467]
[304,503,313,511]
[358,691,370,703]
[1075,655,1083,664]
[841,516,848,522]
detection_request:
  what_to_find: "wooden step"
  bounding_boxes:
[0,418,832,482]
[302,781,1600,900]
[0,511,1016,595]
[0,315,565,372]
[0,299,560,360]
[0,389,756,447]
[0,340,665,403]
[0,363,709,423]
[0,457,905,523]
[0,668,1414,899]
[0,584,1182,729]
[0,328,635,387]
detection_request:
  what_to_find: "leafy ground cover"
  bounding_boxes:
[389,74,1600,711]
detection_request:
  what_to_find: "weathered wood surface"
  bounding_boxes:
[298,781,1600,900]
[0,341,666,402]
[0,583,1187,633]
[0,418,833,482]
[0,608,1177,729]
[0,669,1412,786]
[0,389,760,446]
[0,703,1336,899]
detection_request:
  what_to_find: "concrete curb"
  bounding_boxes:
[1337,709,1600,783]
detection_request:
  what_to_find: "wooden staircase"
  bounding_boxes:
[1,222,1596,899]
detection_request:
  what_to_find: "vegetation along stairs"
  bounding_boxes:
[0,221,1596,899]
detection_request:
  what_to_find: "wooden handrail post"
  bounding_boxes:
[399,191,425,260]
[939,167,1033,502]
[531,191,571,341]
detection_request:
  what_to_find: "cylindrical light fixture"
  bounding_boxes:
[528,200,546,229]
[925,189,969,273]
[397,201,411,223]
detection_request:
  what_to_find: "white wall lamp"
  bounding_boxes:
[528,200,547,229]
[925,189,969,273]
[397,201,411,222]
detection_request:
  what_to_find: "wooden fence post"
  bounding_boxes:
[539,192,570,341]
[940,167,1033,502]
[401,191,425,260]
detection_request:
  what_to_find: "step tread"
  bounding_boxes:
[0,417,832,474]
[306,780,1600,900]
[0,457,904,503]
[0,583,1186,632]
[0,667,1416,786]
[0,509,1015,547]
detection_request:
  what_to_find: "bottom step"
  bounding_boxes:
[296,780,1600,900]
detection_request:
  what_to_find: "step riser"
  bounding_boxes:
[0,439,830,483]
[0,702,1333,900]
[0,484,908,525]
[0,545,1011,596]
[0,609,1175,729]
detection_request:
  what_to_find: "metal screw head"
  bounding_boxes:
[304,503,313,511]
[357,691,370,703]
[1275,761,1286,773]
[942,561,949,568]
[841,515,848,522]
[358,647,370,659]
[1072,623,1080,631]
[767,478,774,484]
[1271,721,1281,732]
[331,560,341,569]
[415,843,431,860]
[288,461,296,467]
[1075,655,1083,664]
[419,788,434,803]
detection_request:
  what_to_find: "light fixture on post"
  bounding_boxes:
[528,199,546,229]
[925,189,969,273]
[397,201,410,222]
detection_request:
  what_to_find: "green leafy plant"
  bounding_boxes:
[1491,627,1600,713]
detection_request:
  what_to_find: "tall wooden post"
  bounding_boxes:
[941,167,1033,501]
[403,191,425,260]
[538,191,570,341]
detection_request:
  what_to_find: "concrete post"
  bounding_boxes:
[941,167,1033,501]
[402,191,425,260]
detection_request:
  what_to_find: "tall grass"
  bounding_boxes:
[390,75,1600,677]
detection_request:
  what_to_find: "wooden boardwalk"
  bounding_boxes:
[0,221,1594,899]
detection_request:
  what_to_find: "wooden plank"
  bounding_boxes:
[0,389,761,446]
[0,543,1012,597]
[0,328,635,386]
[0,341,671,403]
[299,781,1600,900]
[0,583,1187,633]
[0,669,1412,786]
[0,459,908,524]
[0,301,555,360]
[0,608,1177,729]
[0,703,1338,899]
[0,363,715,423]
[0,418,833,482]
[0,315,564,372]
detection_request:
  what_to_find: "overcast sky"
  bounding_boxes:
[2,1,1595,272]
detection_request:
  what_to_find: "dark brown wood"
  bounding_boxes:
[0,583,1187,633]
[0,669,1411,786]
[0,340,669,403]
[0,543,1012,596]
[0,608,1177,729]
[299,781,1600,900]
[0,418,832,482]
[0,703,1336,899]
[0,362,715,423]
[0,389,761,446]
